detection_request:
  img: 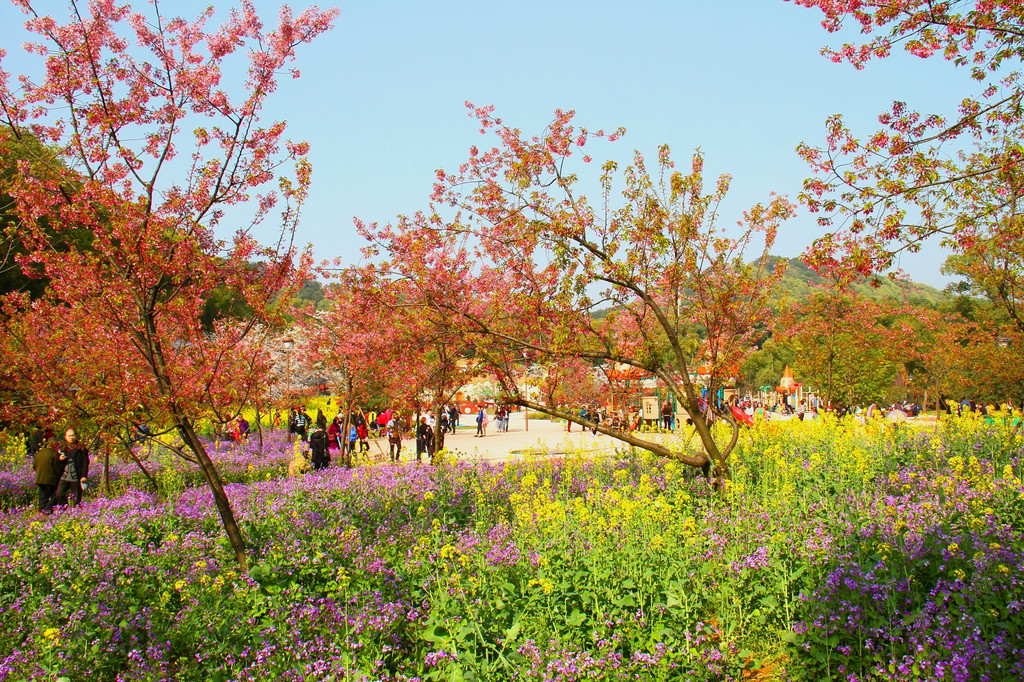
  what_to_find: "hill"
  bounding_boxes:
[772,257,949,308]
[591,256,950,321]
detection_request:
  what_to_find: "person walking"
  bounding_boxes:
[294,407,309,442]
[356,421,369,454]
[386,412,402,462]
[661,401,673,431]
[327,416,342,454]
[33,436,60,512]
[287,407,298,441]
[415,416,433,463]
[346,423,358,464]
[475,406,485,437]
[309,425,330,470]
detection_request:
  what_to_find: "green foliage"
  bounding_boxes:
[773,257,949,310]
[739,338,795,394]
[0,131,94,300]
[201,284,254,332]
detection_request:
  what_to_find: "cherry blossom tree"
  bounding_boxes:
[363,106,794,486]
[794,0,1024,290]
[305,253,485,456]
[0,0,337,568]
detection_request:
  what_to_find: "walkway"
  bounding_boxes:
[367,412,622,464]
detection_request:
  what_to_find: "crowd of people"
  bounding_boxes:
[284,403,478,470]
[279,401,545,470]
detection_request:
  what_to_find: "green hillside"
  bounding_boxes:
[590,256,950,321]
[771,257,949,308]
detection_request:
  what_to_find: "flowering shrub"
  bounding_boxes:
[0,415,1021,680]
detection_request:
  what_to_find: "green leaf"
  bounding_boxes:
[612,595,637,608]
[422,625,450,643]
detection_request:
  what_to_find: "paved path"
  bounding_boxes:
[368,412,623,464]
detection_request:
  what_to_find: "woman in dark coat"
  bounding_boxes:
[33,438,60,512]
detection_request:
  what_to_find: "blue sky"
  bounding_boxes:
[1,1,970,286]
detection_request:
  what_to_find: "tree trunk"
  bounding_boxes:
[102,445,111,496]
[175,413,249,570]
[121,440,159,492]
[687,403,730,481]
[433,402,444,457]
[254,400,264,452]
[517,398,710,468]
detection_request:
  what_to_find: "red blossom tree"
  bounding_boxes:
[793,0,1024,285]
[306,244,486,455]
[362,106,794,486]
[0,0,337,568]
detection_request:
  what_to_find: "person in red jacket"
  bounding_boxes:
[356,421,369,453]
[327,416,342,452]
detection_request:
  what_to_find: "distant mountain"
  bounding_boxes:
[590,256,950,321]
[771,257,949,308]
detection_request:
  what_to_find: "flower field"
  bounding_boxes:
[1,415,1022,681]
